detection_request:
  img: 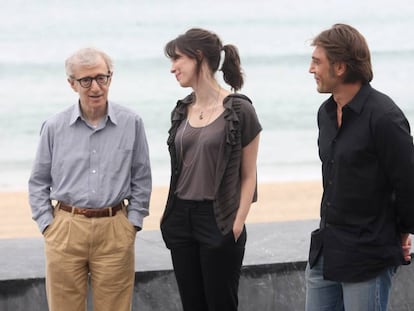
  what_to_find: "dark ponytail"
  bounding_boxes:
[221,44,244,91]
[165,28,244,91]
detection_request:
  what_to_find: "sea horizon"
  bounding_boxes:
[1,0,413,191]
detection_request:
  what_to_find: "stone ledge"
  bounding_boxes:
[1,221,413,310]
[2,261,413,311]
[0,220,318,280]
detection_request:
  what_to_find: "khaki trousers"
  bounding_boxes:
[44,207,137,311]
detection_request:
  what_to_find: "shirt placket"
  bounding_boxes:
[89,131,100,202]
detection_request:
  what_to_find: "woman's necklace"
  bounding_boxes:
[180,87,221,167]
[196,88,221,120]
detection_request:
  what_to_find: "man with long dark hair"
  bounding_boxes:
[306,24,413,310]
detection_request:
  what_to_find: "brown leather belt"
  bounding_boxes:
[58,202,123,218]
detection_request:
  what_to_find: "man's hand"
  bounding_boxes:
[401,233,412,263]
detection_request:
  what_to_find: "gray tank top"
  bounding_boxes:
[175,113,226,200]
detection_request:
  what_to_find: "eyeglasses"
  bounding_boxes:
[75,73,112,88]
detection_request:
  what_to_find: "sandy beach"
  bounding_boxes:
[0,181,322,239]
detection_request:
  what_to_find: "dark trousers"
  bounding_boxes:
[161,197,246,311]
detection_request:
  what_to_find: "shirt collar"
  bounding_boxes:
[69,102,83,125]
[325,83,372,115]
[345,83,372,114]
[69,101,117,126]
[106,101,118,125]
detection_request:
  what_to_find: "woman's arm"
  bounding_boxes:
[233,133,260,240]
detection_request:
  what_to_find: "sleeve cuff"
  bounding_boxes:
[127,209,144,229]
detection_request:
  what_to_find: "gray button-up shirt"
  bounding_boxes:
[29,101,152,233]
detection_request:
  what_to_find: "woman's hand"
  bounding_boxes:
[232,221,244,242]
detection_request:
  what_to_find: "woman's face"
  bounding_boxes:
[170,49,198,88]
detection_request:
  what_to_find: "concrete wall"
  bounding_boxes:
[1,262,414,311]
[1,221,413,311]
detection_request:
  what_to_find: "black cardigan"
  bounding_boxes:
[162,93,262,235]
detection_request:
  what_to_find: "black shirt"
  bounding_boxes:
[312,83,414,282]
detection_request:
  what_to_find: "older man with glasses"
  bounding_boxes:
[28,47,152,311]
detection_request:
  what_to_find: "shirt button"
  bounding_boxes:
[92,169,96,174]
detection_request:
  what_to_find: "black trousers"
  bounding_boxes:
[161,197,246,311]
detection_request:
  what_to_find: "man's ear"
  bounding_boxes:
[335,62,347,77]
[107,72,113,87]
[68,78,78,92]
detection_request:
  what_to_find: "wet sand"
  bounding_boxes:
[0,181,322,239]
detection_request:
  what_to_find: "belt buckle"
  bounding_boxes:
[78,208,93,218]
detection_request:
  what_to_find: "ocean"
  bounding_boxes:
[1,0,414,190]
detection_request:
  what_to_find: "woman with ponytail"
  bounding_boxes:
[160,28,262,311]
